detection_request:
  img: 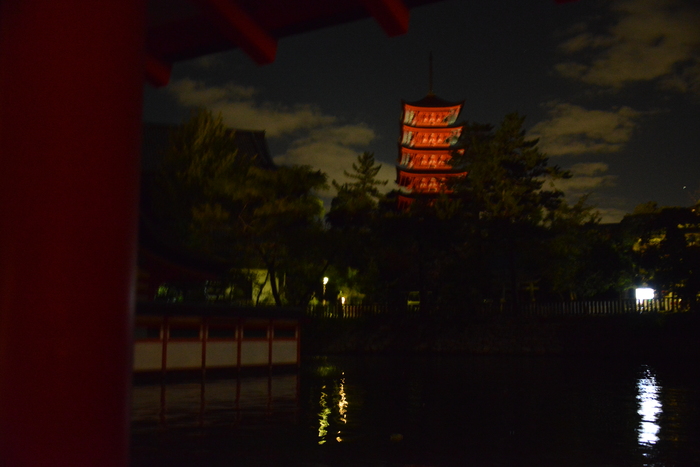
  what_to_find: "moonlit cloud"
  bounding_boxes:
[168,78,335,137]
[554,162,617,195]
[530,103,641,156]
[596,207,629,224]
[191,55,222,69]
[555,0,700,93]
[170,78,256,104]
[558,32,615,54]
[549,162,622,223]
[168,79,380,192]
[274,124,381,192]
[660,61,700,95]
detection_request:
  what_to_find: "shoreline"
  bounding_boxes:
[302,311,700,358]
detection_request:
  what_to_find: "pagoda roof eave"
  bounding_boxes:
[402,93,464,109]
[399,144,457,151]
[396,167,466,176]
[398,143,461,152]
[397,192,456,200]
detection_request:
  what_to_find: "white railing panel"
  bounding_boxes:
[166,342,203,370]
[205,341,237,368]
[134,342,162,371]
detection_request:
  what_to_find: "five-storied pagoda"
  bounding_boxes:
[396,66,466,209]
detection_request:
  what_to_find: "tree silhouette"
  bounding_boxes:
[154,108,328,306]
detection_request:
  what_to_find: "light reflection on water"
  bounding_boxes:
[132,357,700,466]
[637,365,662,447]
[317,372,349,444]
[317,385,330,443]
[338,373,348,425]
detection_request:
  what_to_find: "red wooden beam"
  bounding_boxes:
[0,1,144,465]
[145,53,172,87]
[192,0,277,65]
[360,0,410,37]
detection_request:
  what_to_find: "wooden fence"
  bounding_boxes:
[307,298,689,319]
[306,304,392,319]
[518,298,685,316]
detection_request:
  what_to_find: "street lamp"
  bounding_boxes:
[636,287,655,313]
[322,277,329,305]
[636,287,654,300]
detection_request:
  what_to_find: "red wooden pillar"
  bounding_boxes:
[0,1,145,466]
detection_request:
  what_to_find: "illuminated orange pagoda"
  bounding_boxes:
[396,92,466,210]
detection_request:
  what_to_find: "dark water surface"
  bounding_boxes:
[131,356,700,466]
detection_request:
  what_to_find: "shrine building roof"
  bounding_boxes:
[141,123,276,172]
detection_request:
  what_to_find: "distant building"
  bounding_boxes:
[141,122,276,172]
[396,93,467,210]
[137,123,277,304]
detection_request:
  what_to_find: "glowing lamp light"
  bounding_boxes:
[636,288,655,300]
[322,277,329,305]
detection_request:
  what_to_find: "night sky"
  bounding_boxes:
[143,0,700,223]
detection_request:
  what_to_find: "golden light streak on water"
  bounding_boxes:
[318,385,330,444]
[637,366,662,450]
[338,374,348,424]
[317,373,350,444]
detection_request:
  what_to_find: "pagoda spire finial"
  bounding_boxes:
[428,52,434,95]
